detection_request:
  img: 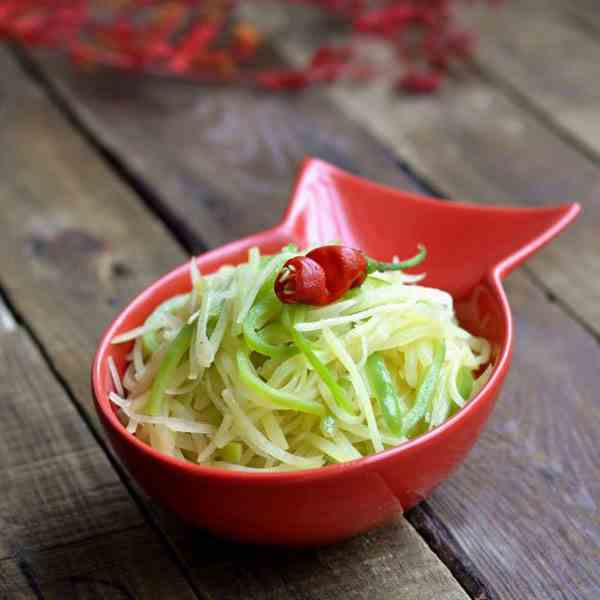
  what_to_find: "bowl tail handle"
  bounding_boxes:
[491,203,580,279]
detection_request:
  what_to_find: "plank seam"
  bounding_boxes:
[17,525,146,559]
[406,505,499,600]
[0,288,210,600]
[562,7,600,42]
[14,551,45,600]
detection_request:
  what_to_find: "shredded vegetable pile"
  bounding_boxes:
[109,245,492,472]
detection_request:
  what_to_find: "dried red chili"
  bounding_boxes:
[398,70,442,94]
[232,22,261,62]
[275,244,427,306]
[0,0,501,93]
[309,45,353,82]
[353,6,415,37]
[169,20,221,74]
[256,69,311,91]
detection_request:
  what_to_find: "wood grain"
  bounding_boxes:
[430,273,600,600]
[273,14,600,341]
[0,52,187,407]
[276,15,600,599]
[13,10,600,597]
[464,0,600,338]
[0,50,470,600]
[20,49,415,251]
[165,515,471,600]
[22,8,600,342]
[565,0,600,32]
[0,527,197,600]
[0,295,197,599]
[470,0,600,158]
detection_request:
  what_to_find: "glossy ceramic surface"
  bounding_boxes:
[92,158,580,546]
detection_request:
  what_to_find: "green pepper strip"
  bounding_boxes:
[241,248,300,358]
[366,352,405,436]
[144,323,194,416]
[456,366,474,401]
[220,442,243,463]
[260,321,288,343]
[366,244,427,273]
[236,350,325,416]
[402,340,446,436]
[282,306,355,414]
[242,296,296,359]
[142,294,189,355]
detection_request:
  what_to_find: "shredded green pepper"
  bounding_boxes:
[457,366,474,400]
[282,306,354,414]
[260,321,288,343]
[402,340,446,436]
[144,323,194,416]
[242,296,296,359]
[366,352,405,435]
[236,349,325,416]
[366,244,427,273]
[220,442,243,463]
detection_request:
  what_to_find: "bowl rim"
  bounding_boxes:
[91,235,513,486]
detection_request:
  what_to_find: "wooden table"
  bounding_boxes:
[1,2,599,598]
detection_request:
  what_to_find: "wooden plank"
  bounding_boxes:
[23,11,600,341]
[22,49,414,251]
[427,273,600,599]
[274,17,600,341]
[16,22,598,597]
[0,527,196,600]
[273,20,600,600]
[0,50,470,600]
[16,14,600,599]
[551,0,600,41]
[0,296,197,599]
[166,516,472,600]
[0,56,188,407]
[461,0,600,340]
[470,0,600,159]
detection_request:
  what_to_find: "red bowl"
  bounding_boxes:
[92,158,579,546]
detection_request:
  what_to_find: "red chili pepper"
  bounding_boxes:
[169,20,220,74]
[398,70,442,94]
[69,41,136,70]
[309,45,353,82]
[232,22,261,62]
[275,244,426,306]
[275,256,329,305]
[9,12,48,44]
[194,50,236,79]
[256,69,311,91]
[353,6,415,37]
[446,31,476,59]
[310,46,352,69]
[0,0,500,93]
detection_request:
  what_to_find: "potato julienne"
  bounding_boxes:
[109,244,492,472]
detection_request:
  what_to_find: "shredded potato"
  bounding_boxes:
[110,246,493,470]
